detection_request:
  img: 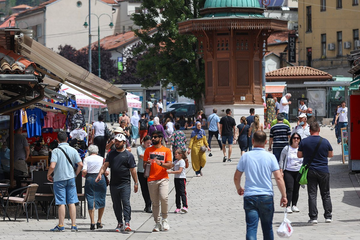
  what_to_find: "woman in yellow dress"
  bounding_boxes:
[187,122,210,177]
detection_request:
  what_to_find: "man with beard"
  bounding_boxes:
[96,134,138,232]
[143,131,173,232]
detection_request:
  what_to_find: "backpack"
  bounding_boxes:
[140,119,147,130]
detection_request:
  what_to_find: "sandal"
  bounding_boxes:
[90,223,95,230]
[97,222,103,229]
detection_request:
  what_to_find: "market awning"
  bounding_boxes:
[265,85,285,93]
[14,34,127,114]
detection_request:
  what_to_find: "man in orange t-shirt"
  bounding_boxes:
[144,131,172,232]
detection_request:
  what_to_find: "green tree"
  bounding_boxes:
[132,0,206,110]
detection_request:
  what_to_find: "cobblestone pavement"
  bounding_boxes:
[1,125,359,240]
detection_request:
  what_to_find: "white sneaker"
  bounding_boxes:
[325,218,332,223]
[308,219,318,224]
[286,206,293,213]
[291,205,300,212]
[162,218,170,231]
[153,222,161,232]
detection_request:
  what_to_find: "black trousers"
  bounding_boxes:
[208,130,222,150]
[137,172,151,208]
[307,170,332,220]
[174,178,187,209]
[283,170,301,207]
[94,136,106,157]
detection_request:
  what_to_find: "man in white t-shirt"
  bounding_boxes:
[157,99,163,112]
[298,100,307,116]
[279,93,292,120]
[335,101,348,144]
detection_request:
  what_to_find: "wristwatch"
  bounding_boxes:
[160,162,163,166]
[135,183,138,186]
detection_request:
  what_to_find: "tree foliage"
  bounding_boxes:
[131,0,206,108]
[58,44,117,82]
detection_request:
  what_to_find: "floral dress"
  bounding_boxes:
[170,130,187,152]
[266,98,276,123]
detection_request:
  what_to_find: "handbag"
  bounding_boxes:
[296,137,323,185]
[104,175,110,186]
[144,161,151,178]
[200,145,207,152]
[104,122,111,140]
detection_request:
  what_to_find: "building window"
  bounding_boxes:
[354,29,359,49]
[354,0,359,6]
[36,24,42,38]
[306,47,312,67]
[128,26,132,31]
[337,31,342,56]
[135,7,141,13]
[306,6,312,32]
[123,26,125,33]
[337,0,342,8]
[321,34,326,57]
[76,1,82,7]
[320,0,326,11]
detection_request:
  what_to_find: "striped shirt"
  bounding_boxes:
[270,123,291,148]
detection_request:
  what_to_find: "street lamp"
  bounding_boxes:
[84,13,113,78]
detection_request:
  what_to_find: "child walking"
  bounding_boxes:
[168,149,188,213]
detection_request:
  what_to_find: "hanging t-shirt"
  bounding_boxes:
[43,111,55,128]
[43,132,58,145]
[26,108,44,138]
[14,109,22,130]
[53,113,67,129]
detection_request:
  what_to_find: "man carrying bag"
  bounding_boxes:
[297,122,333,225]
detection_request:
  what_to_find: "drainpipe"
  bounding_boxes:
[43,8,46,46]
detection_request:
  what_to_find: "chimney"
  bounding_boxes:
[280,52,287,68]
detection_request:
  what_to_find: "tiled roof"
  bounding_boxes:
[266,66,332,78]
[0,46,36,74]
[267,31,290,45]
[0,13,19,29]
[12,4,32,9]
[101,0,119,4]
[97,31,138,50]
[16,0,57,17]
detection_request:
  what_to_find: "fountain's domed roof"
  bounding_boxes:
[202,0,264,18]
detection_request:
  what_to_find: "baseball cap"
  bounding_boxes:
[113,127,124,133]
[298,113,307,119]
[114,134,126,142]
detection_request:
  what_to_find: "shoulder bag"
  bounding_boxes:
[297,137,323,185]
[103,122,111,140]
[57,147,77,173]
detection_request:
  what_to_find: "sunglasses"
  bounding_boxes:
[152,136,160,139]
[293,137,300,140]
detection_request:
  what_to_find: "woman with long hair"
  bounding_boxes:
[130,111,140,147]
[236,116,250,156]
[279,132,303,213]
[136,135,152,213]
[82,145,108,230]
[248,114,263,139]
[265,93,276,129]
[187,121,210,177]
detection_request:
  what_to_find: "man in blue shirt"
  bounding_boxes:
[47,132,83,232]
[298,122,333,224]
[207,108,222,157]
[234,131,287,240]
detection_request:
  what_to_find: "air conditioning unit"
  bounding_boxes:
[355,40,360,48]
[344,41,351,49]
[328,43,335,51]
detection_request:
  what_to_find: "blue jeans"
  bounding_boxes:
[244,195,274,240]
[337,122,348,143]
[273,147,283,162]
[282,113,289,120]
[248,135,253,151]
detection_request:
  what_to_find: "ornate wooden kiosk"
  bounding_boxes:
[179,0,288,118]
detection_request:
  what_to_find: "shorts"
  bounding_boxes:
[53,178,79,205]
[222,135,233,145]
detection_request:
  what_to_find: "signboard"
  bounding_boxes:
[117,57,123,75]
[288,34,296,63]
[341,127,348,164]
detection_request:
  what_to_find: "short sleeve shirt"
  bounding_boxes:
[279,96,289,114]
[298,136,333,173]
[105,150,136,186]
[173,159,186,178]
[237,148,279,197]
[143,146,172,182]
[208,113,220,131]
[337,107,348,123]
[93,121,105,137]
[51,143,82,182]
[220,116,236,136]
